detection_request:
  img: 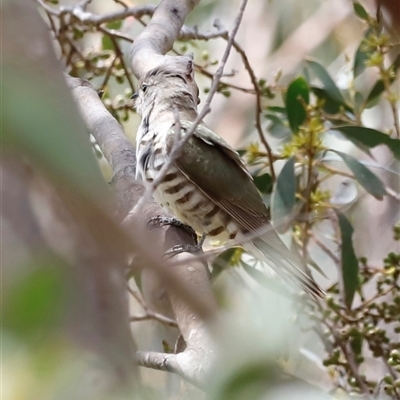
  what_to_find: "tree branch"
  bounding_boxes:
[130,0,201,79]
[67,75,218,385]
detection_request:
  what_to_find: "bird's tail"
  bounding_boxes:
[244,231,325,299]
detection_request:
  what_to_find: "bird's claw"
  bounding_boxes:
[147,216,198,243]
[164,233,207,258]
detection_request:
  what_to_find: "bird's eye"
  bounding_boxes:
[141,84,148,93]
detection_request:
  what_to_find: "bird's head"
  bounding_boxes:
[132,55,200,116]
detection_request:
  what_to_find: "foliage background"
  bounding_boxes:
[2,0,400,399]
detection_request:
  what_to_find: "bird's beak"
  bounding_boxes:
[131,92,139,100]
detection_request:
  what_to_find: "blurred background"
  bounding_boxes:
[2,0,399,399]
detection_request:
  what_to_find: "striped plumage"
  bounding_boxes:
[135,59,324,299]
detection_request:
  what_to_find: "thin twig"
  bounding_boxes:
[386,186,400,202]
[308,230,340,264]
[99,25,134,43]
[231,39,276,180]
[127,286,178,327]
[130,313,178,327]
[113,0,128,9]
[77,0,93,10]
[105,28,136,92]
[318,304,374,399]
[100,54,118,90]
[382,356,400,399]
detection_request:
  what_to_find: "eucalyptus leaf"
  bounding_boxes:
[311,87,341,115]
[267,106,287,114]
[353,2,369,21]
[335,126,400,160]
[265,114,291,139]
[335,210,359,309]
[353,28,373,78]
[271,157,296,232]
[285,77,310,133]
[253,173,273,194]
[365,79,385,108]
[354,92,364,114]
[332,150,387,200]
[306,59,347,105]
[365,54,400,107]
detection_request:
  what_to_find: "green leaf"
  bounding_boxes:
[353,2,370,21]
[332,150,387,200]
[266,106,286,114]
[253,173,273,194]
[216,360,273,400]
[271,157,296,232]
[365,80,385,108]
[106,20,122,30]
[335,210,359,309]
[365,54,400,107]
[350,331,364,356]
[212,248,242,280]
[2,67,107,200]
[285,77,309,133]
[306,59,346,105]
[4,257,67,338]
[354,91,364,114]
[335,126,400,160]
[353,28,373,78]
[311,87,341,115]
[102,35,114,51]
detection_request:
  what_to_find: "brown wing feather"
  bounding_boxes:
[168,123,270,235]
[168,123,325,299]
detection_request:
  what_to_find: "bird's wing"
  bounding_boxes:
[166,122,270,233]
[167,122,325,299]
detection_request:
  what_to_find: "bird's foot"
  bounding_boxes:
[147,216,198,243]
[165,233,207,258]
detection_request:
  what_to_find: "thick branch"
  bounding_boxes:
[68,76,218,384]
[130,0,200,78]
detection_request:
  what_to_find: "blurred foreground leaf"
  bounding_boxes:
[4,256,67,339]
[212,248,243,280]
[213,361,273,400]
[1,67,107,201]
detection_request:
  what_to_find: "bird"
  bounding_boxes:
[133,57,324,299]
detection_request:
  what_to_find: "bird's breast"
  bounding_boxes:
[136,138,238,242]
